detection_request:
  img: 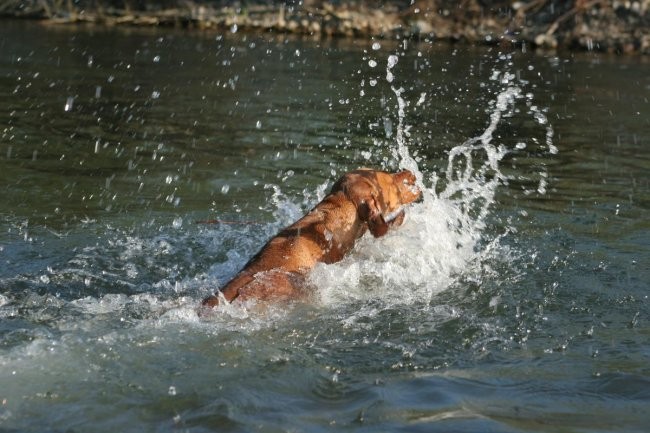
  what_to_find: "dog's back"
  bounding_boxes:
[201,169,420,307]
[205,189,365,304]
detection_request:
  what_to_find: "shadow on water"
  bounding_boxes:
[1,19,649,433]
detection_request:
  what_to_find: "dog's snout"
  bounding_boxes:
[398,175,422,204]
[414,187,424,203]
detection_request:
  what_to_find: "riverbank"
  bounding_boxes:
[2,1,649,54]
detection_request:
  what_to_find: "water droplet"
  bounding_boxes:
[369,79,377,87]
[387,54,399,69]
[168,386,177,396]
[368,59,377,68]
[64,97,74,112]
[165,175,173,184]
[256,120,262,129]
[230,23,238,33]
[515,142,526,150]
[372,42,381,50]
[533,112,547,125]
[221,184,230,194]
[172,217,183,229]
[416,92,426,106]
[151,90,160,99]
[383,117,393,138]
[153,55,160,63]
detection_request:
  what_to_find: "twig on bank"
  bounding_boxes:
[544,0,604,36]
[513,0,550,25]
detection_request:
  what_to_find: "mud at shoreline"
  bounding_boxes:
[2,1,649,54]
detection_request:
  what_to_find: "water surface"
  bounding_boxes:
[1,20,649,432]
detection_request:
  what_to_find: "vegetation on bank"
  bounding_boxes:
[1,1,648,54]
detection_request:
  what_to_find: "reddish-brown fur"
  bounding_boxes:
[201,169,421,307]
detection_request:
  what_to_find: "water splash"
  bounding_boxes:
[150,51,552,322]
[310,54,553,313]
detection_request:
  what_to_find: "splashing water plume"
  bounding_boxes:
[311,54,552,312]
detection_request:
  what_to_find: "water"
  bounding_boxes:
[1,20,649,432]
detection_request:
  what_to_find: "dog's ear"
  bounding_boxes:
[358,196,390,238]
[394,170,416,184]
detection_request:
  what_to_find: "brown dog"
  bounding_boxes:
[201,169,421,307]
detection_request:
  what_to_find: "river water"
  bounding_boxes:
[1,20,649,432]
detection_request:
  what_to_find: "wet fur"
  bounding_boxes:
[201,169,421,307]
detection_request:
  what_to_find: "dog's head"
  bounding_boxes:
[334,168,421,237]
[376,169,421,210]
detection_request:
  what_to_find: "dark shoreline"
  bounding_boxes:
[1,1,649,54]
